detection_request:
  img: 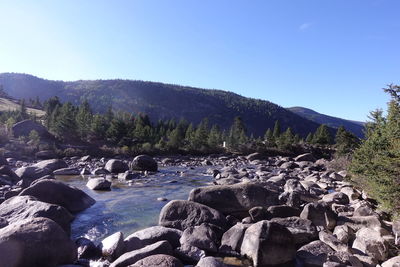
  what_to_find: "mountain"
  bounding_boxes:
[287,106,365,138]
[0,97,45,117]
[0,73,330,137]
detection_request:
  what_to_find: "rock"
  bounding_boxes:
[295,153,316,162]
[188,183,279,217]
[0,155,8,166]
[179,223,219,253]
[53,167,81,175]
[19,179,95,213]
[381,255,400,267]
[131,254,183,267]
[284,179,307,193]
[300,202,337,230]
[0,195,74,234]
[80,168,91,175]
[159,200,227,231]
[336,215,381,231]
[35,150,57,159]
[280,161,299,169]
[326,251,363,267]
[105,159,129,174]
[0,217,77,267]
[80,155,92,162]
[340,187,361,201]
[76,237,101,260]
[125,226,182,252]
[0,217,8,228]
[174,245,206,263]
[353,203,375,217]
[319,230,349,252]
[130,155,158,172]
[220,223,250,253]
[240,220,296,266]
[91,168,110,175]
[196,256,227,267]
[111,240,172,267]
[12,119,53,139]
[87,178,111,191]
[118,171,140,180]
[15,166,52,187]
[322,192,350,205]
[248,206,271,222]
[270,216,318,245]
[333,225,355,245]
[246,153,264,161]
[296,240,335,267]
[0,165,19,183]
[267,205,301,218]
[352,228,388,262]
[32,159,68,172]
[101,231,125,261]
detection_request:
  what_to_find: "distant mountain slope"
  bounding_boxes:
[0,73,328,137]
[0,97,45,117]
[287,106,365,138]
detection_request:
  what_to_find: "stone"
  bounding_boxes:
[280,161,299,169]
[319,230,349,252]
[196,256,227,267]
[352,228,388,262]
[188,183,279,217]
[12,119,53,139]
[32,159,68,172]
[340,187,360,201]
[295,153,316,162]
[91,168,110,175]
[118,171,140,180]
[248,206,271,222]
[0,217,76,267]
[35,150,57,159]
[381,255,400,267]
[0,165,19,183]
[130,155,158,172]
[296,240,335,267]
[53,167,81,175]
[125,226,182,252]
[80,167,91,175]
[19,179,95,213]
[0,217,8,228]
[76,237,101,260]
[240,220,296,266]
[0,195,74,234]
[284,179,306,193]
[246,152,264,161]
[300,202,337,230]
[336,215,381,231]
[159,200,227,231]
[15,166,52,187]
[322,192,350,205]
[0,155,8,166]
[326,251,363,267]
[220,223,250,253]
[131,254,183,267]
[101,231,125,261]
[80,155,92,162]
[105,159,129,174]
[179,223,219,253]
[111,240,172,267]
[270,216,318,245]
[267,205,301,218]
[87,178,111,191]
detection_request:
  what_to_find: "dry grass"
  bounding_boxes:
[0,98,45,117]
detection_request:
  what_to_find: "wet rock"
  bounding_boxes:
[0,195,74,234]
[118,171,140,180]
[125,226,182,252]
[111,240,172,267]
[19,179,95,213]
[131,254,183,267]
[101,231,125,261]
[53,167,81,175]
[270,216,318,245]
[130,155,158,172]
[32,159,68,172]
[87,178,111,191]
[188,183,279,217]
[352,228,388,262]
[159,200,227,231]
[300,202,337,230]
[296,240,335,267]
[196,256,227,267]
[179,223,219,253]
[0,217,77,267]
[220,223,250,254]
[105,159,129,174]
[80,167,91,175]
[76,237,101,260]
[240,220,296,266]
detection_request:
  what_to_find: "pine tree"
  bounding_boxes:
[306,132,314,143]
[278,127,295,150]
[91,114,108,139]
[53,102,78,140]
[313,124,332,145]
[76,99,93,139]
[264,128,274,147]
[193,118,209,150]
[334,126,360,155]
[228,116,247,148]
[272,120,281,139]
[208,124,222,148]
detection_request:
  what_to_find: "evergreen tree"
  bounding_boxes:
[264,128,274,147]
[228,116,247,148]
[306,132,314,143]
[184,123,196,149]
[208,124,222,148]
[91,114,109,139]
[334,126,360,155]
[272,120,281,139]
[278,127,295,150]
[76,99,93,139]
[53,102,78,140]
[313,124,332,145]
[193,118,209,149]
[106,117,127,144]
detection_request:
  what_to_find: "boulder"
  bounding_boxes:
[32,159,68,172]
[267,205,301,218]
[326,251,363,267]
[111,240,172,267]
[188,183,279,217]
[248,206,271,222]
[19,179,95,213]
[179,223,219,253]
[131,254,183,267]
[0,165,19,183]
[240,220,296,266]
[381,255,400,267]
[333,225,355,245]
[15,166,52,187]
[0,217,8,228]
[352,228,388,262]
[130,155,158,172]
[35,150,57,160]
[296,240,335,267]
[53,167,81,176]
[118,171,140,180]
[76,237,101,260]
[101,231,125,261]
[246,153,264,161]
[174,245,206,263]
[319,230,349,252]
[295,153,316,162]
[196,256,227,267]
[125,226,182,252]
[0,155,8,166]
[86,178,111,191]
[322,192,350,205]
[0,217,77,267]
[0,195,74,234]
[220,223,250,253]
[300,202,337,230]
[105,159,129,174]
[12,119,53,139]
[336,215,381,231]
[91,168,110,175]
[270,216,318,245]
[159,200,227,231]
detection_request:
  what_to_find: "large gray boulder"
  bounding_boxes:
[111,240,172,267]
[15,166,52,187]
[352,228,388,262]
[220,223,250,253]
[101,231,125,261]
[86,177,111,191]
[295,153,316,162]
[125,226,182,252]
[19,179,95,213]
[196,256,228,267]
[0,217,77,267]
[188,183,279,217]
[179,223,219,253]
[0,165,19,183]
[32,159,68,172]
[131,254,183,267]
[105,159,129,174]
[270,216,318,245]
[159,200,227,231]
[296,240,335,267]
[0,195,74,234]
[12,119,53,139]
[130,155,158,172]
[300,202,337,230]
[240,220,296,266]
[0,155,8,166]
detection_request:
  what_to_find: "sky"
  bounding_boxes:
[0,0,399,121]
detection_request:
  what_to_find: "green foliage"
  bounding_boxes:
[228,116,247,149]
[278,127,295,150]
[28,130,40,146]
[305,132,314,143]
[272,120,281,139]
[335,126,360,156]
[76,99,93,140]
[313,124,332,145]
[350,85,400,213]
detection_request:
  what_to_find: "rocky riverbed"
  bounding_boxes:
[0,152,400,267]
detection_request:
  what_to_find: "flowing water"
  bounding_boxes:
[56,166,214,243]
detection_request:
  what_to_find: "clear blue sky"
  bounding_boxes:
[0,0,399,121]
